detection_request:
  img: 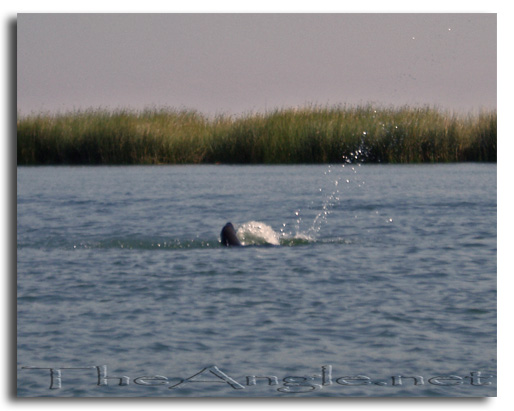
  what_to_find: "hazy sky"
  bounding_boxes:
[17,13,496,115]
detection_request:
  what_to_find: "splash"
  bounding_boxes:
[235,221,317,246]
[236,221,281,246]
[295,147,367,239]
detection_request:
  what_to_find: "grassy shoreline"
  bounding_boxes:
[17,105,496,165]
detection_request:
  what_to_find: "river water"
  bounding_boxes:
[17,164,496,397]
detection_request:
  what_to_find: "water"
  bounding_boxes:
[17,164,496,397]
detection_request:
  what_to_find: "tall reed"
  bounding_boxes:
[17,105,496,165]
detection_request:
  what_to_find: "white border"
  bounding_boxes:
[5,1,507,410]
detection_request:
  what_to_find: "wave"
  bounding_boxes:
[18,221,352,251]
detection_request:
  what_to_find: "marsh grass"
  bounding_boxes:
[17,105,496,165]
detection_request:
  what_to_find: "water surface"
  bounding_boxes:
[17,164,497,397]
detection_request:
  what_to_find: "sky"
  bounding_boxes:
[17,13,496,116]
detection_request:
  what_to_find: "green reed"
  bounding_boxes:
[17,105,496,165]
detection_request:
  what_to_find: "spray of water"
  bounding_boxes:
[232,147,367,247]
[236,221,281,246]
[292,146,367,240]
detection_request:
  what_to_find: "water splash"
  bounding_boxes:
[220,148,367,246]
[236,221,281,246]
[295,148,368,239]
[235,221,324,247]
